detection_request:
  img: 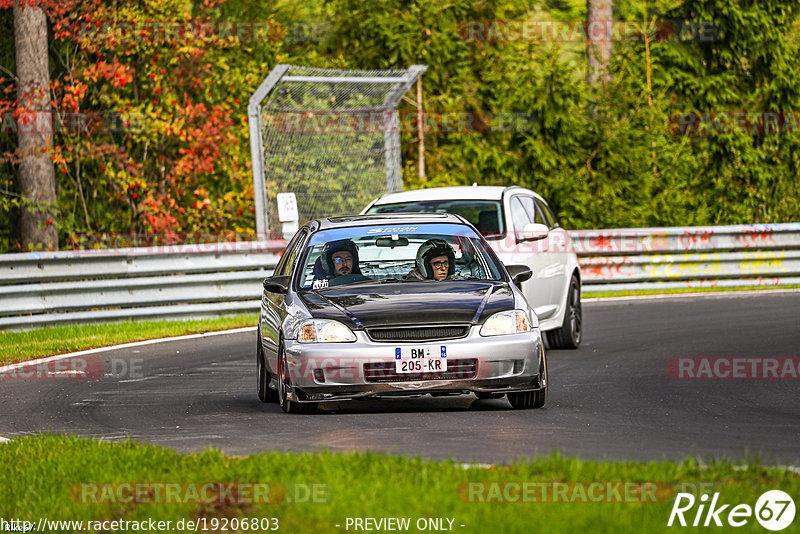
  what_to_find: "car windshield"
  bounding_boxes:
[299,223,504,290]
[366,200,505,238]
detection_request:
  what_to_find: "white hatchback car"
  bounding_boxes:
[363,185,582,348]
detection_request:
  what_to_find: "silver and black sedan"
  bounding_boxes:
[257,213,548,414]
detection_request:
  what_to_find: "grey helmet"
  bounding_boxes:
[312,239,361,278]
[416,239,456,279]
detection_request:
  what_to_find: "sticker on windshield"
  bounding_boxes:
[367,226,419,234]
[312,279,329,289]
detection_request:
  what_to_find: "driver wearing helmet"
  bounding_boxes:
[311,239,366,288]
[405,238,456,281]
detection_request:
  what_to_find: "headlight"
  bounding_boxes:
[480,310,532,336]
[296,319,356,343]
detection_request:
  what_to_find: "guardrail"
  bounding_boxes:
[572,223,800,292]
[0,241,284,330]
[1,224,797,329]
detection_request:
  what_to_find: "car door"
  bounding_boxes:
[502,195,559,319]
[534,197,569,308]
[261,228,308,369]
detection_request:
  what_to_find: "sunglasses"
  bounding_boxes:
[333,256,353,264]
[431,260,449,269]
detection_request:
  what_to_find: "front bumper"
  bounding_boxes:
[278,326,546,403]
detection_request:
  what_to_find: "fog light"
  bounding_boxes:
[313,368,325,383]
[513,359,524,374]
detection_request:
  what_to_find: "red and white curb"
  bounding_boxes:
[0,326,257,376]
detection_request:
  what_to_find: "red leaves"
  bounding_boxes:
[2,0,257,242]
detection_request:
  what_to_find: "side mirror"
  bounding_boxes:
[519,223,549,242]
[263,275,290,294]
[505,264,533,286]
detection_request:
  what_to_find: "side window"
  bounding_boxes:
[518,196,546,225]
[275,230,307,277]
[535,198,558,228]
[509,196,533,235]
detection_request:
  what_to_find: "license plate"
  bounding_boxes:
[395,346,447,374]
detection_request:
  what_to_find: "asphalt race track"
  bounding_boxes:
[2,292,798,465]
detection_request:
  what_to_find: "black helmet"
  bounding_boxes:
[312,239,361,278]
[416,239,455,279]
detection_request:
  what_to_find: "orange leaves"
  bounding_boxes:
[82,59,133,89]
[1,0,260,242]
[53,80,89,112]
[139,193,180,233]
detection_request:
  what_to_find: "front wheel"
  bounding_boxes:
[277,345,317,414]
[547,274,582,349]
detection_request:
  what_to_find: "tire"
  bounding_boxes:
[507,387,547,409]
[508,336,548,409]
[547,273,582,349]
[277,344,317,414]
[257,325,278,403]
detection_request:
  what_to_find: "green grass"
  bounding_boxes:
[0,315,257,366]
[584,284,800,299]
[0,435,797,533]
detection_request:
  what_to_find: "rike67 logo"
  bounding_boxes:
[668,490,795,531]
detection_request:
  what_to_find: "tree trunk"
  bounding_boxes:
[14,2,58,250]
[586,0,614,87]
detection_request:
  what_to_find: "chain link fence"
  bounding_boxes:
[248,65,426,237]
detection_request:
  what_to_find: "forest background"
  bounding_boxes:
[1,0,799,251]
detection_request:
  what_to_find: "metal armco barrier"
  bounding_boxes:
[0,241,284,330]
[571,223,800,292]
[0,224,798,330]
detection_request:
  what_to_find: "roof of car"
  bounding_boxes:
[314,213,467,230]
[369,185,540,205]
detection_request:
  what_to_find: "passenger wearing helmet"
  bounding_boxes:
[405,238,456,281]
[311,239,367,288]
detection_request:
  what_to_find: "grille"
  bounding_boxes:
[363,359,478,383]
[366,325,470,342]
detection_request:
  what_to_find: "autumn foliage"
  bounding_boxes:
[1,0,277,250]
